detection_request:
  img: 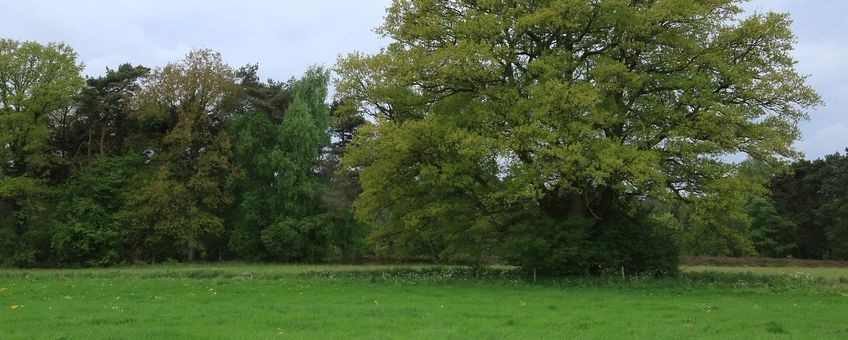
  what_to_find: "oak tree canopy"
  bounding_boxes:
[336,0,820,273]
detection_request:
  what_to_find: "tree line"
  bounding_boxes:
[660,156,848,261]
[0,42,365,267]
[1,0,844,272]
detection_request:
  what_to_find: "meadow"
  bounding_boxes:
[1,264,847,339]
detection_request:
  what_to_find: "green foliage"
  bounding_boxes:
[745,197,798,258]
[772,151,848,260]
[277,70,332,211]
[260,215,337,262]
[0,177,55,267]
[0,39,84,176]
[501,205,679,276]
[0,44,368,266]
[230,67,347,262]
[337,0,818,273]
[0,0,831,271]
[0,36,369,267]
[681,175,758,257]
[52,155,146,267]
[227,110,281,259]
[320,100,370,261]
[112,166,183,263]
[73,64,150,159]
[0,39,83,267]
[661,159,796,258]
[133,49,241,261]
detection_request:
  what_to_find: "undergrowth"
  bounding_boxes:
[1,265,845,294]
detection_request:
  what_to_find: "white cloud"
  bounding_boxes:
[1,0,392,80]
[743,0,793,13]
[797,123,848,158]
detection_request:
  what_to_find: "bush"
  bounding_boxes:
[501,205,679,277]
[260,215,337,262]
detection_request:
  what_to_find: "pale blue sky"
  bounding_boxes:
[2,0,845,159]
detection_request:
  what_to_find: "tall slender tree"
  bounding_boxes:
[230,67,336,262]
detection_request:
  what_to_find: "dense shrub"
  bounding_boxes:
[502,204,679,277]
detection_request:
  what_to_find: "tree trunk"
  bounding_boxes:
[99,126,107,155]
[187,233,195,262]
[568,192,587,218]
[87,130,93,157]
[594,187,616,219]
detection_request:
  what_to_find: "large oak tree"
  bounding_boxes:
[337,0,820,273]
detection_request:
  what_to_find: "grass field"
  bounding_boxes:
[1,265,847,339]
[682,265,848,280]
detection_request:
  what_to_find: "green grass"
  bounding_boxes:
[1,265,847,339]
[681,265,848,280]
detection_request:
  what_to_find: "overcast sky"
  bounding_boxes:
[2,0,845,159]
